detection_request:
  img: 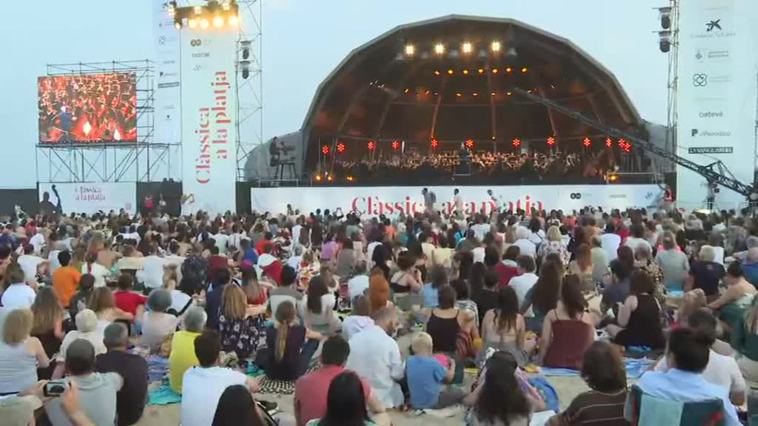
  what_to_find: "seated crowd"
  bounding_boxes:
[0,201,753,425]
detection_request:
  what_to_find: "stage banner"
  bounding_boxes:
[38,183,136,215]
[251,185,664,217]
[179,26,238,214]
[153,0,181,145]
[676,0,758,209]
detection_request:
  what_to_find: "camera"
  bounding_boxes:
[44,380,69,397]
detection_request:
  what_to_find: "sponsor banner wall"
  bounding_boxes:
[38,183,136,214]
[153,0,181,145]
[180,27,238,214]
[251,185,664,217]
[676,0,758,208]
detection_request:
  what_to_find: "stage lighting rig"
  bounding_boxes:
[173,0,240,31]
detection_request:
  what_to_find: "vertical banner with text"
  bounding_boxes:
[153,0,181,145]
[676,0,758,209]
[180,28,238,214]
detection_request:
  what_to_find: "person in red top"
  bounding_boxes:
[239,261,268,306]
[255,232,274,257]
[207,246,228,280]
[294,335,384,426]
[489,245,521,288]
[113,273,147,317]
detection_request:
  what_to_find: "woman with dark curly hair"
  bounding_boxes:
[548,341,627,426]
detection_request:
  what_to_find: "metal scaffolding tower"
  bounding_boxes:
[235,0,264,180]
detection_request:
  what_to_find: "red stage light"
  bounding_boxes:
[367,140,376,151]
[547,136,556,147]
[605,137,613,148]
[583,137,591,147]
[512,138,521,148]
[430,138,439,149]
[391,140,401,150]
[465,139,475,149]
[336,142,346,153]
[618,138,627,148]
[321,145,330,155]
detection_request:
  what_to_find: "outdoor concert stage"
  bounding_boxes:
[249,184,665,216]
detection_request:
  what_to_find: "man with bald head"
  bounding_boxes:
[45,338,123,426]
[96,323,148,425]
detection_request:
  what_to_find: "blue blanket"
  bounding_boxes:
[540,358,655,379]
[148,383,182,406]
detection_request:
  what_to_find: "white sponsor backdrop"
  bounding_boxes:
[153,0,181,145]
[39,183,136,214]
[180,26,238,214]
[676,0,758,209]
[251,185,664,217]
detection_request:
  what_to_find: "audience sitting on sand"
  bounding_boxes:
[1,201,758,424]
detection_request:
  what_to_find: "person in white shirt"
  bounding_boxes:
[82,254,111,288]
[164,241,186,273]
[509,255,538,316]
[512,227,536,258]
[471,219,491,243]
[181,330,259,426]
[345,307,404,408]
[17,245,47,283]
[600,229,621,262]
[287,245,304,272]
[347,262,370,300]
[292,219,304,247]
[623,224,652,256]
[452,188,464,217]
[227,225,246,252]
[138,248,167,291]
[653,309,746,407]
[212,228,230,255]
[28,231,45,255]
[0,264,36,309]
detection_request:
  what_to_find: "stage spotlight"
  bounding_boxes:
[472,92,479,97]
[609,174,618,182]
[583,137,592,147]
[605,137,613,148]
[200,18,210,29]
[521,67,528,73]
[240,40,251,60]
[367,140,376,151]
[512,138,521,148]
[447,69,454,75]
[465,139,475,149]
[491,68,499,74]
[327,175,334,182]
[228,15,240,28]
[547,136,556,147]
[321,145,330,155]
[188,18,198,29]
[462,69,469,75]
[213,15,224,28]
[505,67,512,73]
[506,91,512,96]
[315,174,322,182]
[434,43,445,55]
[658,6,672,29]
[478,68,484,74]
[404,44,415,56]
[462,41,473,54]
[336,142,346,153]
[434,70,440,76]
[491,40,501,52]
[346,175,354,182]
[430,138,439,149]
[174,21,182,30]
[193,5,203,15]
[240,60,250,79]
[391,140,401,150]
[456,92,462,97]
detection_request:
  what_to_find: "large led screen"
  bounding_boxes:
[38,73,137,143]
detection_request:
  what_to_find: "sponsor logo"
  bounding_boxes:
[695,48,729,61]
[192,53,210,58]
[698,111,723,119]
[161,59,177,65]
[609,194,627,199]
[691,129,732,138]
[692,73,708,87]
[706,19,722,32]
[157,82,180,89]
[190,39,202,47]
[688,147,733,154]
[159,71,179,78]
[569,193,582,200]
[645,192,655,200]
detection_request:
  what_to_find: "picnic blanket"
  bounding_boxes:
[539,357,655,379]
[148,383,182,406]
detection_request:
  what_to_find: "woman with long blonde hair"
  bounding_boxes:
[31,286,65,379]
[0,309,50,394]
[218,285,265,360]
[259,301,322,381]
